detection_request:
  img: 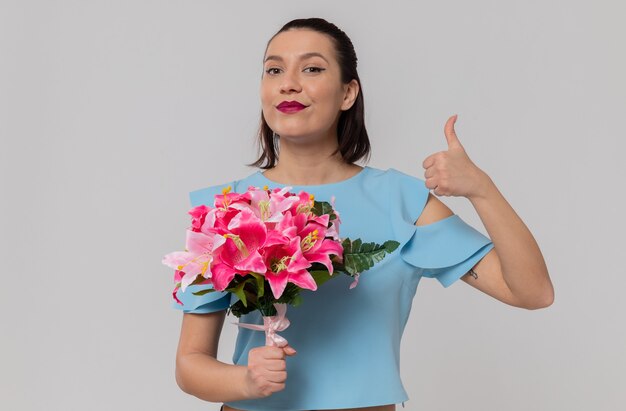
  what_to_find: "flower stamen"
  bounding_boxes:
[300,229,319,253]
[270,255,292,274]
[259,199,271,221]
[221,185,232,209]
[223,233,249,258]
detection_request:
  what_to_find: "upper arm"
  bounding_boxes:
[415,192,453,225]
[416,193,524,308]
[462,247,523,308]
[175,310,227,390]
[177,311,226,360]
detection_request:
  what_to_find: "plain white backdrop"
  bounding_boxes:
[1,1,624,410]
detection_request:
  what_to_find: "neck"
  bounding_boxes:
[263,151,362,186]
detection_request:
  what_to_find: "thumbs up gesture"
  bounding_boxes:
[422,115,491,199]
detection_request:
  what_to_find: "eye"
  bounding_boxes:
[304,67,325,73]
[264,67,326,76]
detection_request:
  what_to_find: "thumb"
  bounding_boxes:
[444,114,463,149]
[283,345,297,356]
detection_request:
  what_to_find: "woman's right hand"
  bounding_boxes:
[243,345,297,398]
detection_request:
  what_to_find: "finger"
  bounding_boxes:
[430,182,444,196]
[444,114,463,149]
[266,370,288,383]
[422,154,436,169]
[283,346,297,356]
[264,347,286,359]
[266,360,287,371]
[266,381,286,392]
[424,166,436,179]
[424,177,438,190]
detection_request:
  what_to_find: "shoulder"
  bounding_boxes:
[382,168,453,225]
[365,166,428,194]
[385,167,428,194]
[383,167,431,220]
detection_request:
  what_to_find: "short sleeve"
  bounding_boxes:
[171,180,237,314]
[388,168,494,287]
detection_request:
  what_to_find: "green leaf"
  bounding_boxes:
[230,300,256,318]
[383,240,400,253]
[249,272,265,298]
[291,294,303,307]
[341,238,401,275]
[310,269,335,287]
[361,242,374,253]
[192,288,215,296]
[276,283,302,306]
[190,275,210,286]
[311,201,338,223]
[342,238,352,254]
[230,281,248,307]
[243,289,258,306]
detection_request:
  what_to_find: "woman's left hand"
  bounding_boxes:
[422,114,493,199]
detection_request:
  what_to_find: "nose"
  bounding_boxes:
[279,68,302,94]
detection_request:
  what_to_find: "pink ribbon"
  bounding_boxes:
[235,303,290,347]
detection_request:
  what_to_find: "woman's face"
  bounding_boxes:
[260,29,358,143]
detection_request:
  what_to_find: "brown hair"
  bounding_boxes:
[247,17,371,169]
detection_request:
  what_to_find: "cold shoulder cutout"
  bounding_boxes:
[388,168,494,287]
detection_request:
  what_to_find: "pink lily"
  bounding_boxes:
[209,207,268,291]
[325,195,342,242]
[162,229,223,292]
[262,235,315,299]
[188,205,210,232]
[278,211,343,275]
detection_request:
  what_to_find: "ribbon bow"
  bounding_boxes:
[235,303,290,347]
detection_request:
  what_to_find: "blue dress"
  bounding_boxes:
[173,166,494,411]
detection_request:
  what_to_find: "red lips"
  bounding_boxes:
[277,100,306,109]
[277,100,307,113]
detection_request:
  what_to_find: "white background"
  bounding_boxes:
[1,1,624,410]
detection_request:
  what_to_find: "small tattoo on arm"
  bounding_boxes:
[468,268,479,279]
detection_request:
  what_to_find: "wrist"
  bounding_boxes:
[236,364,254,400]
[468,170,497,202]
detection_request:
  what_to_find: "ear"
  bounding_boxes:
[340,79,360,111]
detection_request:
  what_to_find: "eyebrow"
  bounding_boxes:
[263,52,329,64]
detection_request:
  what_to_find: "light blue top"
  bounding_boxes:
[172,166,494,411]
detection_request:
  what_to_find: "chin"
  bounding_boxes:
[274,130,319,141]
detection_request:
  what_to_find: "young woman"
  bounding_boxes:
[172,18,554,411]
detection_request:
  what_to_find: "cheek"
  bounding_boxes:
[259,86,275,118]
[309,84,344,113]
[259,85,271,106]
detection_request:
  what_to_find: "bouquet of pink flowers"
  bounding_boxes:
[163,184,398,346]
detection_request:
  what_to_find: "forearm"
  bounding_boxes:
[469,173,553,307]
[176,353,250,403]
